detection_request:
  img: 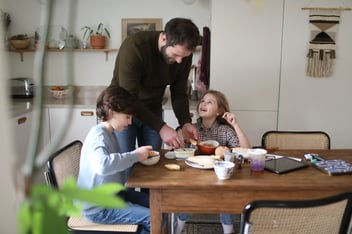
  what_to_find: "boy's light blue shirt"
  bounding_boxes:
[77,124,139,215]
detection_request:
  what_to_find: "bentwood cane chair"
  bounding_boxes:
[44,140,138,234]
[261,130,331,150]
[240,192,352,234]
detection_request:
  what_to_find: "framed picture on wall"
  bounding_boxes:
[121,18,162,42]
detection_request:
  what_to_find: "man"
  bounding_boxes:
[110,18,200,152]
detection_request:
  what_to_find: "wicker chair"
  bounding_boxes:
[44,140,138,234]
[261,130,331,150]
[240,192,352,234]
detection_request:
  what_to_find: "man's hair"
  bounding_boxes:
[96,86,136,121]
[164,18,200,50]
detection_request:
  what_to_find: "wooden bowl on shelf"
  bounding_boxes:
[10,39,30,50]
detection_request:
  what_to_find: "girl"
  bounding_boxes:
[77,86,152,234]
[176,90,251,234]
[195,90,251,148]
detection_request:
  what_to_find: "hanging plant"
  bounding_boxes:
[1,10,11,30]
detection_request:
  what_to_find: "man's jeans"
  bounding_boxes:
[114,109,163,153]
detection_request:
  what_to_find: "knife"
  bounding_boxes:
[185,159,206,167]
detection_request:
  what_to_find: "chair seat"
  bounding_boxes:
[68,216,138,232]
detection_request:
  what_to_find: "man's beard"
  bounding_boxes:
[161,45,175,64]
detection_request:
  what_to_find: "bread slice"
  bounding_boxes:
[164,164,181,171]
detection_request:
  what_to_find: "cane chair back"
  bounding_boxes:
[44,140,138,233]
[261,130,330,150]
[240,192,352,234]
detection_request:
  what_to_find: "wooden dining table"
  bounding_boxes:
[125,149,352,234]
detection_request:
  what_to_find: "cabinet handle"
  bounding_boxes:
[81,111,94,116]
[17,117,27,125]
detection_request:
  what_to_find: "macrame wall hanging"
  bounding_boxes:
[302,6,351,78]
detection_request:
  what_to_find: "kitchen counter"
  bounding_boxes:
[10,86,105,117]
[10,86,200,118]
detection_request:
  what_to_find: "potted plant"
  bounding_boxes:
[9,34,31,50]
[81,23,111,49]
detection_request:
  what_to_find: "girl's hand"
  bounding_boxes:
[222,112,237,126]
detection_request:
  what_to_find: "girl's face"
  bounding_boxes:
[109,111,133,132]
[198,93,220,119]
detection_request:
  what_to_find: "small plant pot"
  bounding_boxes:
[10,39,30,49]
[90,35,106,49]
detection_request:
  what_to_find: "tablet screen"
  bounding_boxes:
[265,157,309,174]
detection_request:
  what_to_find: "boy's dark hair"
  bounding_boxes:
[164,18,200,51]
[96,86,136,121]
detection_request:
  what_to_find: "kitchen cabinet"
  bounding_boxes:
[10,108,50,160]
[163,109,198,129]
[11,107,50,184]
[11,112,33,162]
[48,108,97,149]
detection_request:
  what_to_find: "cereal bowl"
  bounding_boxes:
[140,151,160,166]
[198,140,220,155]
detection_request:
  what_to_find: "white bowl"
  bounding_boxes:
[175,148,196,159]
[213,161,235,180]
[164,151,176,159]
[140,151,160,166]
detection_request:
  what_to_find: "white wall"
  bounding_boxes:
[5,0,211,85]
[279,0,352,148]
[211,0,283,146]
[211,0,352,148]
[0,1,20,232]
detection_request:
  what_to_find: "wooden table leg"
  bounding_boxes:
[150,189,163,234]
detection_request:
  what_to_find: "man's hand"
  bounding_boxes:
[181,123,199,144]
[159,124,185,149]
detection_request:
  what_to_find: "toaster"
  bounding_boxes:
[9,77,35,98]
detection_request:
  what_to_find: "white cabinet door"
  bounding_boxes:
[163,109,198,129]
[49,108,97,149]
[11,109,51,184]
[11,112,33,162]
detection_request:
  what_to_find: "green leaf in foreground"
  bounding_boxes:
[19,177,126,234]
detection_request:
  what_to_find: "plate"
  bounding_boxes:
[185,156,215,169]
[164,151,176,159]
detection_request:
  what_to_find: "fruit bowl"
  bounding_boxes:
[49,86,69,99]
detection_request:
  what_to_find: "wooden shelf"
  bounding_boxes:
[9,48,118,62]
